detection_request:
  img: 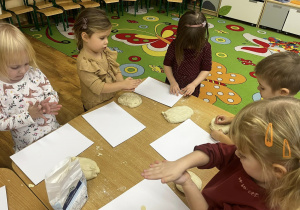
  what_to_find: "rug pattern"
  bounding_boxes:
[23,5,300,115]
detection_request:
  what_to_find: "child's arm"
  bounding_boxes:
[164,65,181,95]
[142,150,209,183]
[181,70,210,96]
[101,77,141,93]
[174,172,208,210]
[210,130,234,145]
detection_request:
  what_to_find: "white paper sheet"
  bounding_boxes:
[0,186,8,210]
[82,101,146,147]
[99,179,189,210]
[134,77,183,107]
[10,124,94,185]
[151,119,217,161]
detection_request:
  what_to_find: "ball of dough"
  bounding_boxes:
[162,106,194,123]
[71,157,100,180]
[118,93,142,108]
[176,171,202,193]
[209,117,230,134]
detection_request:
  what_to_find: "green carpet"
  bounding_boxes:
[22,5,300,115]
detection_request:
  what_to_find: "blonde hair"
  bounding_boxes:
[175,10,209,66]
[73,8,112,51]
[0,23,38,79]
[229,96,300,210]
[255,52,300,95]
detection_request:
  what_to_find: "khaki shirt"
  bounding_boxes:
[77,48,121,110]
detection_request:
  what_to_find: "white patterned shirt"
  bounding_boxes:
[0,67,60,152]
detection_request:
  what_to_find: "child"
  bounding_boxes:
[0,23,62,153]
[142,96,300,210]
[164,10,211,97]
[73,8,141,111]
[211,51,300,144]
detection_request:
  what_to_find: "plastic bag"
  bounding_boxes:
[45,157,88,210]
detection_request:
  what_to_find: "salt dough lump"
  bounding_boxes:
[209,117,230,134]
[72,157,100,180]
[176,171,202,193]
[162,106,194,123]
[118,92,142,108]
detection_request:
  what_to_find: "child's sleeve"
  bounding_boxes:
[0,106,34,131]
[77,59,106,96]
[37,69,59,102]
[163,41,176,67]
[194,143,237,170]
[200,42,212,71]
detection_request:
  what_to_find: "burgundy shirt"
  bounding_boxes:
[194,143,269,210]
[163,40,212,97]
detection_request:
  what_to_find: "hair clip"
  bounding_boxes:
[265,123,273,147]
[283,139,291,158]
[186,21,206,28]
[82,17,88,30]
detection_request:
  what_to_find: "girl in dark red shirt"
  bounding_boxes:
[142,97,300,210]
[164,10,211,97]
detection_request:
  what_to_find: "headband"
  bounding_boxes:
[186,21,206,28]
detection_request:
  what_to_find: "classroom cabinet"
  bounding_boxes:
[282,8,300,35]
[259,2,290,30]
[218,0,264,25]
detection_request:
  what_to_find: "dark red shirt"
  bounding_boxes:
[194,143,269,210]
[163,40,212,97]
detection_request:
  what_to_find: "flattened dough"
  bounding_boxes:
[118,93,142,108]
[72,157,100,180]
[162,106,193,123]
[209,117,230,134]
[176,171,202,193]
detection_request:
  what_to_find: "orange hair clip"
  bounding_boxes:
[283,139,291,158]
[265,123,273,147]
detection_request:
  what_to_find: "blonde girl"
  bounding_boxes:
[73,8,141,111]
[142,96,300,209]
[164,10,211,97]
[0,23,61,152]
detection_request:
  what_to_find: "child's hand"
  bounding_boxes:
[123,77,142,90]
[170,82,181,96]
[40,97,62,115]
[181,84,196,96]
[214,115,231,125]
[141,160,185,183]
[28,101,47,122]
[173,171,191,185]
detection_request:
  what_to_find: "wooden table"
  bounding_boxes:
[0,168,47,209]
[12,92,233,209]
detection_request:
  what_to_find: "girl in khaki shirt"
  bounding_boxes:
[73,8,141,111]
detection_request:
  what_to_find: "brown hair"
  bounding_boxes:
[73,8,112,51]
[255,51,300,95]
[0,23,37,79]
[230,96,300,210]
[175,10,209,66]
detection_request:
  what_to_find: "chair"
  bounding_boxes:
[52,0,81,28]
[27,0,66,35]
[103,0,119,17]
[75,0,100,9]
[0,1,13,24]
[121,0,137,16]
[192,0,203,11]
[1,0,38,30]
[166,0,183,17]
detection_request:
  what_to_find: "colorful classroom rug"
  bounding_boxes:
[22,5,300,115]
